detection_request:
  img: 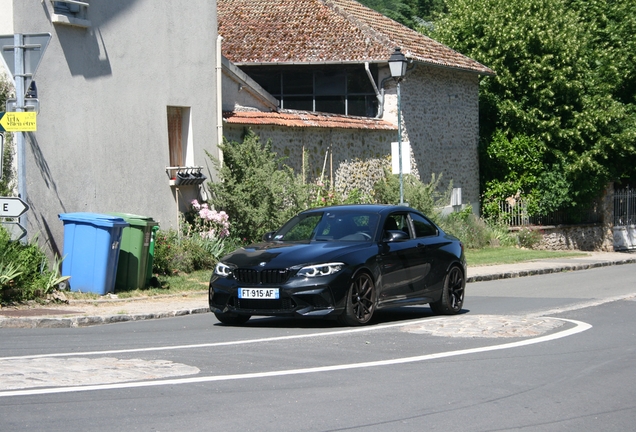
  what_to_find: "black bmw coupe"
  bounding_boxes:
[209,204,466,326]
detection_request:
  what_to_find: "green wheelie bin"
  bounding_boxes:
[108,212,159,291]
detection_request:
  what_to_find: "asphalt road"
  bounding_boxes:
[1,264,635,431]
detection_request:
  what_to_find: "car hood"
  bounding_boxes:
[221,241,372,269]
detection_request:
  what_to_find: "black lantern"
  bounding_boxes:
[388,47,408,80]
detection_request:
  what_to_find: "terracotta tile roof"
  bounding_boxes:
[218,0,494,75]
[223,110,398,130]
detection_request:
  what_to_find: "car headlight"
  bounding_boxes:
[214,262,233,277]
[297,262,345,278]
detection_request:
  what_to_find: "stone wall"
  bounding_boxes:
[511,184,617,252]
[223,63,482,210]
[533,224,614,252]
[223,125,397,192]
[397,65,481,213]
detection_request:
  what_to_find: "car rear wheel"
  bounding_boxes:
[338,272,376,326]
[214,312,251,325]
[430,266,464,315]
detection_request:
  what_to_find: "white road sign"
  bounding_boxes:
[0,197,29,218]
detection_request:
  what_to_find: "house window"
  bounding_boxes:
[167,106,193,178]
[51,1,90,28]
[242,65,378,117]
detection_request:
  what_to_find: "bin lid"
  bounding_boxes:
[107,212,159,227]
[59,212,130,228]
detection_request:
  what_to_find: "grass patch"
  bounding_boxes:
[65,269,211,300]
[466,247,587,267]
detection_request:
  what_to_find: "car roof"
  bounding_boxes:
[300,204,420,216]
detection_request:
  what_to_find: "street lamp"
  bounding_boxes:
[388,47,408,204]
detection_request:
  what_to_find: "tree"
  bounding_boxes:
[357,0,446,28]
[427,0,636,215]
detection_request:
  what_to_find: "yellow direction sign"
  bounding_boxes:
[0,112,37,132]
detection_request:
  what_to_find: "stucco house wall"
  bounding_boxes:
[2,0,219,257]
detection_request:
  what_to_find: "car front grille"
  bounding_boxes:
[233,268,291,285]
[232,297,295,311]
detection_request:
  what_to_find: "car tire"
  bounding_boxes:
[338,272,376,326]
[214,312,251,325]
[429,265,465,315]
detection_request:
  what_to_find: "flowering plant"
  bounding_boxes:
[186,200,230,239]
[311,180,340,207]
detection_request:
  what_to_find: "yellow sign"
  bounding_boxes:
[0,112,37,132]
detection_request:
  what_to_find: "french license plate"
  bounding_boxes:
[238,288,280,299]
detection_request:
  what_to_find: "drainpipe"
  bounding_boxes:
[364,62,384,119]
[216,35,224,166]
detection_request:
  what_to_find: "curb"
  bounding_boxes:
[466,257,636,283]
[0,307,210,329]
[2,256,635,329]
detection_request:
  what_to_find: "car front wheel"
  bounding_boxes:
[338,272,376,326]
[430,266,464,315]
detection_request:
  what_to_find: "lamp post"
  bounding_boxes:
[388,47,408,204]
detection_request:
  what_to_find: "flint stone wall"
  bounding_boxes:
[534,224,614,252]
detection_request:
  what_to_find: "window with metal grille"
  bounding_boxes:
[242,65,379,117]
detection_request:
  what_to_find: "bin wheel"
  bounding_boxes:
[58,281,69,291]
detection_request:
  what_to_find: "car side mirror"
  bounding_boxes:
[262,231,276,241]
[383,230,409,242]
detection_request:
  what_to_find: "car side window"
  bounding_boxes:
[384,213,411,237]
[410,213,437,237]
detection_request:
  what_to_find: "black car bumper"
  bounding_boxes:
[209,272,351,318]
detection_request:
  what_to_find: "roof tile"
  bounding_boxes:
[218,0,494,75]
[223,110,397,130]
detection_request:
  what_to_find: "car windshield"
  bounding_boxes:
[274,210,379,242]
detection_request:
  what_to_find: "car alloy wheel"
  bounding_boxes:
[430,266,464,315]
[339,272,376,326]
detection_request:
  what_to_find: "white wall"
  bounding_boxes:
[0,0,13,34]
[10,0,219,257]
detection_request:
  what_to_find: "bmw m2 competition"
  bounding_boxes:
[209,204,466,326]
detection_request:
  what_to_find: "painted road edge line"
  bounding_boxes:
[0,318,591,398]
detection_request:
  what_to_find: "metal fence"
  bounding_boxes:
[498,198,603,227]
[614,188,636,226]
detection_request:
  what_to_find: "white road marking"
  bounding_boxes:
[0,318,591,398]
[0,318,446,361]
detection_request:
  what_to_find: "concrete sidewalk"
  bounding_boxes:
[1,251,635,329]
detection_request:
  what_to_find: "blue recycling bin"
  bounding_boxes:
[58,213,129,295]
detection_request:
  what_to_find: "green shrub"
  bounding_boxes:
[153,200,236,275]
[207,130,310,242]
[373,170,450,218]
[437,206,516,249]
[153,228,225,276]
[516,227,543,249]
[439,206,491,249]
[0,226,68,303]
